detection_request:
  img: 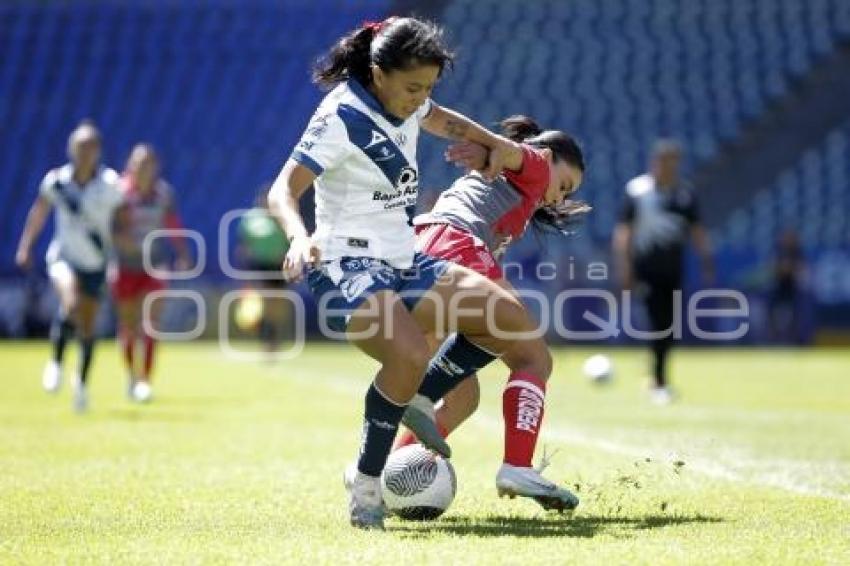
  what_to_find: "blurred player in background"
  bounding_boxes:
[111,143,190,403]
[235,188,290,352]
[395,115,587,512]
[613,140,714,404]
[14,121,125,413]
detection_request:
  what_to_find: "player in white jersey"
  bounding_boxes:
[15,121,126,413]
[269,17,545,529]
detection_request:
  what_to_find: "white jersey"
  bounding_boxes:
[39,164,124,271]
[291,80,433,269]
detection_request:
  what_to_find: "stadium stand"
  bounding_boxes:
[1,0,849,338]
[0,0,391,277]
[420,0,850,243]
[719,119,850,251]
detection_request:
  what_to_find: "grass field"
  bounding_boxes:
[1,341,849,564]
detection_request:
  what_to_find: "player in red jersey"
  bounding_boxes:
[111,144,191,403]
[397,115,588,511]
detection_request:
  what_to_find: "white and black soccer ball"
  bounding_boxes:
[381,444,456,520]
[583,354,614,384]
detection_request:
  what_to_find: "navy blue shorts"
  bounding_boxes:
[307,252,449,333]
[49,259,106,299]
[75,267,106,299]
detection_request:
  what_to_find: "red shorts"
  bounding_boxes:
[415,223,503,280]
[110,267,166,302]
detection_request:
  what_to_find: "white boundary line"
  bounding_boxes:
[273,368,850,504]
[473,415,850,503]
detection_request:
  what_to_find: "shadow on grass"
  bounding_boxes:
[390,512,723,539]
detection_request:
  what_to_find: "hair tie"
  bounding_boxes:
[362,20,385,34]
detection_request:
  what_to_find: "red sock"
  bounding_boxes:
[394,417,449,450]
[119,327,136,375]
[502,371,546,467]
[142,334,156,380]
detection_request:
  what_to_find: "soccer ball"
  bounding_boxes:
[234,289,264,331]
[381,444,456,520]
[582,354,614,384]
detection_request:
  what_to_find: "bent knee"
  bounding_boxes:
[503,342,553,381]
[495,296,534,333]
[390,341,432,380]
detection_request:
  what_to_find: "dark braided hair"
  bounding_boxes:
[313,17,454,89]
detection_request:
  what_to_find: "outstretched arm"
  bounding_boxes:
[422,104,524,176]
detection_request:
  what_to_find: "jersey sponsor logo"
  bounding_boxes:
[337,104,417,197]
[365,129,389,149]
[347,238,369,249]
[394,132,408,147]
[371,166,419,210]
[397,167,418,192]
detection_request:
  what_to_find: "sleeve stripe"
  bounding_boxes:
[291,150,324,176]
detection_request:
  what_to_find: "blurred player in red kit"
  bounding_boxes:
[111,144,191,403]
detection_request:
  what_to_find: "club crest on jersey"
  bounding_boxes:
[375,146,396,162]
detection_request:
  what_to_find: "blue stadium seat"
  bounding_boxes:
[716,120,850,251]
[0,0,391,275]
[2,0,848,275]
[419,0,850,248]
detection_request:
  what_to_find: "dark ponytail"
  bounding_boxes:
[500,115,544,143]
[313,26,377,87]
[531,199,592,237]
[499,115,590,236]
[313,17,454,89]
[499,115,585,172]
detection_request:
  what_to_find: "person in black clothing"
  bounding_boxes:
[768,230,807,344]
[613,140,713,404]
